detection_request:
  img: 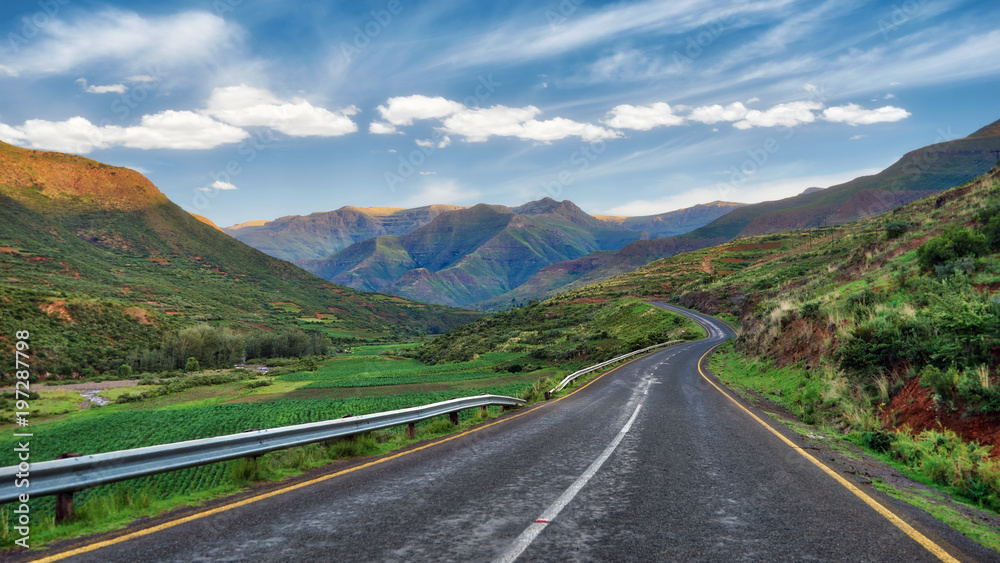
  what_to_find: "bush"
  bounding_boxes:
[918,226,988,271]
[185,357,200,372]
[801,301,822,320]
[119,364,132,378]
[884,219,910,239]
[835,313,930,378]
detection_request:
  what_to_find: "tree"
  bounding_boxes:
[185,357,200,372]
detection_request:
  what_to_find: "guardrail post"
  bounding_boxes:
[449,411,459,426]
[407,422,415,439]
[544,391,551,400]
[55,453,81,522]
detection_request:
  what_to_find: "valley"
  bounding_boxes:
[2,120,1000,557]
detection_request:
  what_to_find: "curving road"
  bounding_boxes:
[22,304,991,562]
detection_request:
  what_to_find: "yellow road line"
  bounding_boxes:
[30,352,644,562]
[696,345,959,563]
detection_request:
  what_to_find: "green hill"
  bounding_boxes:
[0,142,478,378]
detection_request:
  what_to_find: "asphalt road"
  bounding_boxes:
[21,304,994,562]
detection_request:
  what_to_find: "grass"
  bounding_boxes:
[873,480,1000,551]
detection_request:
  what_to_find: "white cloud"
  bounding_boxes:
[822,104,910,126]
[438,104,620,143]
[376,95,465,126]
[0,111,248,153]
[883,93,896,100]
[212,180,238,190]
[440,105,540,142]
[849,134,867,140]
[75,78,127,94]
[519,117,621,142]
[688,102,748,124]
[112,110,250,150]
[745,97,760,104]
[1,10,244,75]
[369,121,398,134]
[202,85,358,137]
[734,101,823,129]
[416,136,451,149]
[126,74,157,83]
[604,103,684,130]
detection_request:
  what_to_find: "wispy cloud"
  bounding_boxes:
[0,10,244,76]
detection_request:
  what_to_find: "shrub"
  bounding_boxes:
[835,313,930,378]
[884,219,910,239]
[801,301,822,320]
[185,357,200,372]
[119,364,132,378]
[917,226,988,271]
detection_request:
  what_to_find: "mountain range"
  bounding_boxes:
[475,118,1000,308]
[292,199,743,307]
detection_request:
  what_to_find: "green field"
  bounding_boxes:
[0,343,550,544]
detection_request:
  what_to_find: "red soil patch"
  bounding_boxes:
[974,282,1000,295]
[328,307,348,314]
[122,307,152,324]
[727,242,781,251]
[0,247,19,254]
[39,300,72,322]
[884,378,1000,457]
[566,297,611,304]
[147,257,170,265]
[719,258,749,263]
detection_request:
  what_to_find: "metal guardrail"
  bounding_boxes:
[0,394,524,507]
[549,340,684,395]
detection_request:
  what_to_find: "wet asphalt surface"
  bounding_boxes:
[15,305,995,562]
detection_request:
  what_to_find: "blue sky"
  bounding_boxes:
[1,0,998,227]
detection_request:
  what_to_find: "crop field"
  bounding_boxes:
[0,343,545,535]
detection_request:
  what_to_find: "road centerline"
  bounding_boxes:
[494,400,645,563]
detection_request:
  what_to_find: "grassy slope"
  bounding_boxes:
[0,142,478,377]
